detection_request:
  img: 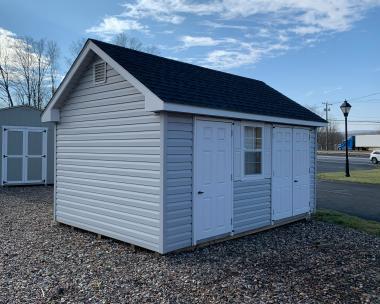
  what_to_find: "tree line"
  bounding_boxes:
[0,33,158,110]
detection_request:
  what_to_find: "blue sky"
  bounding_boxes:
[1,0,380,131]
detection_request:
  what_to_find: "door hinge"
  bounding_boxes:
[3,155,7,158]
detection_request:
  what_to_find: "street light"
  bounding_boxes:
[340,100,352,177]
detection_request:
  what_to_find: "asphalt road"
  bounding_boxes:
[317,155,375,173]
[317,180,380,222]
[317,155,380,222]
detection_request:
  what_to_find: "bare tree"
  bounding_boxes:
[13,36,35,106]
[0,45,14,107]
[112,33,159,54]
[307,105,344,150]
[32,39,49,109]
[47,40,60,96]
[65,38,87,68]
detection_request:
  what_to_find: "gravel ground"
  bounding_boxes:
[0,187,379,304]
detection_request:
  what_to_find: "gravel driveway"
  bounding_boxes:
[1,187,379,304]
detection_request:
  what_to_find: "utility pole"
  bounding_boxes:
[322,102,332,150]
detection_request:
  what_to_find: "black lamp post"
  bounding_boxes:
[340,100,352,177]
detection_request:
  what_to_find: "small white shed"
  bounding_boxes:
[42,39,326,254]
[0,106,54,186]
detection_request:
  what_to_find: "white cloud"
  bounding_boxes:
[180,36,221,47]
[85,0,380,69]
[200,20,248,30]
[179,35,237,48]
[86,16,148,40]
[120,0,380,35]
[204,41,289,69]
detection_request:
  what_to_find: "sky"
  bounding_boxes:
[1,0,380,131]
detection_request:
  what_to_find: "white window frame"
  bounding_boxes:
[241,122,264,180]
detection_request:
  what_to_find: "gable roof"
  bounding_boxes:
[90,39,325,124]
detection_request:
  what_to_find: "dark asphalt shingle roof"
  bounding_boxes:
[91,39,325,123]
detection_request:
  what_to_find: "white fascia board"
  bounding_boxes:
[161,102,327,127]
[41,40,164,122]
[90,42,164,112]
[41,43,93,122]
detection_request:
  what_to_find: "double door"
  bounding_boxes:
[272,127,310,220]
[2,126,47,185]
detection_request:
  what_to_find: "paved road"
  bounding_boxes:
[317,155,376,173]
[317,180,380,222]
[317,155,380,222]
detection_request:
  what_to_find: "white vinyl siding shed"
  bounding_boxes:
[42,40,326,254]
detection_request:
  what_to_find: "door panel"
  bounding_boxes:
[28,131,43,155]
[194,120,232,242]
[292,129,310,215]
[272,128,293,220]
[272,127,311,220]
[7,157,23,182]
[27,158,43,181]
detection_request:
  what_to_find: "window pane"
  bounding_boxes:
[244,151,262,175]
[244,126,254,150]
[255,127,262,149]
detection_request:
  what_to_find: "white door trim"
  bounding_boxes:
[193,117,234,244]
[2,126,48,186]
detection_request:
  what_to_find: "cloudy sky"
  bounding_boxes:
[1,0,380,130]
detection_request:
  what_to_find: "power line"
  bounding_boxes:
[330,92,380,104]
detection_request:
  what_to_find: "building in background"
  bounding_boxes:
[0,106,54,186]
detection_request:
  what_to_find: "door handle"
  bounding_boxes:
[198,191,204,195]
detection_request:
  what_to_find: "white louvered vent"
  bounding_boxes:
[94,61,106,84]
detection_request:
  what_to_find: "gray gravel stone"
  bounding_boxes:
[0,186,379,303]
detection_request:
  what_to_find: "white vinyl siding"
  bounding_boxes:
[233,179,271,233]
[55,56,161,252]
[163,113,193,253]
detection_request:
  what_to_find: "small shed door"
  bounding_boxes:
[272,127,293,220]
[292,128,310,215]
[2,126,47,185]
[272,127,310,220]
[194,119,233,243]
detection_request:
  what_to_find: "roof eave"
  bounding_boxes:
[158,102,327,127]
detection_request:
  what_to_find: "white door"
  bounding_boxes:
[272,127,310,220]
[292,128,310,215]
[2,126,47,185]
[272,127,293,220]
[194,120,232,242]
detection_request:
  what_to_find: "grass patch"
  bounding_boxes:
[318,169,380,184]
[316,209,380,236]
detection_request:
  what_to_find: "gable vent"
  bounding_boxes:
[94,61,106,84]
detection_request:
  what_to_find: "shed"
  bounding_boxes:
[1,106,54,186]
[42,39,326,254]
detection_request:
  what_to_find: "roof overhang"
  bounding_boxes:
[154,102,327,127]
[41,40,164,122]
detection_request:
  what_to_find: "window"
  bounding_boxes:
[93,62,106,84]
[243,126,262,176]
